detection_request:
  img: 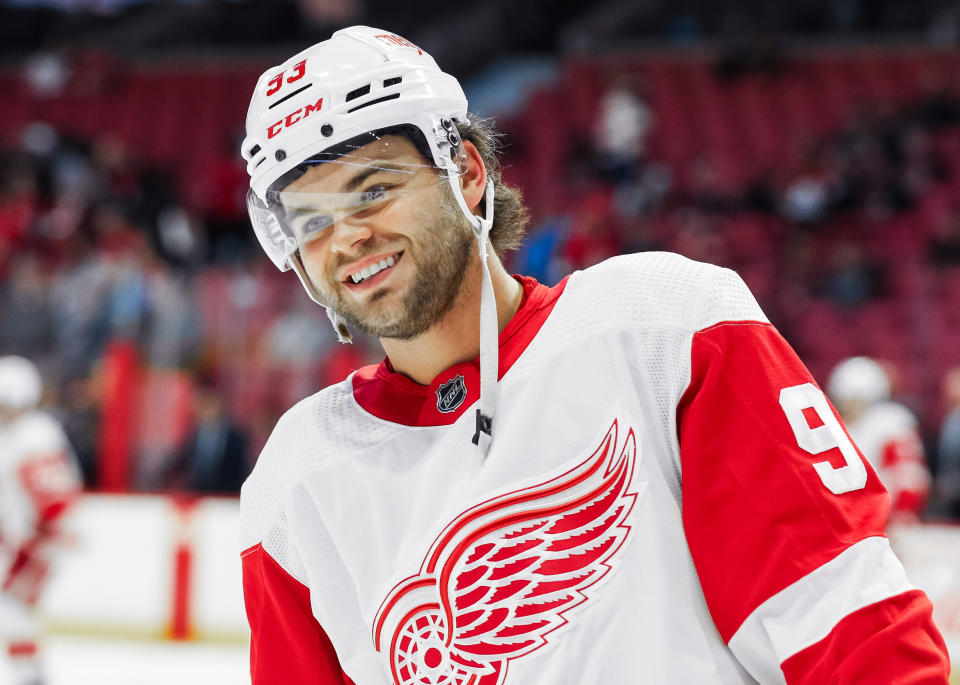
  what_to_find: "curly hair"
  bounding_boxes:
[455,115,529,256]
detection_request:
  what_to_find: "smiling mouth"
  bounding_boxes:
[344,251,403,288]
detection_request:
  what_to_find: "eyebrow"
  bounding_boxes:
[343,162,408,192]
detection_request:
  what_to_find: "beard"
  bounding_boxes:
[318,191,475,340]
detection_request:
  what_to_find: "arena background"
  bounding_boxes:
[2,0,960,681]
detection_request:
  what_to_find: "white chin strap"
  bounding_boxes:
[469,179,497,456]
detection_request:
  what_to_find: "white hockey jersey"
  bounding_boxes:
[0,410,80,602]
[846,402,930,521]
[240,252,949,685]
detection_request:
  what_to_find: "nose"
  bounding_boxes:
[328,214,373,254]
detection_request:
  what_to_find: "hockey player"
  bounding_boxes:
[239,26,950,684]
[0,356,81,685]
[827,356,931,525]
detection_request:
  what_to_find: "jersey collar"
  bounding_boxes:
[351,275,568,426]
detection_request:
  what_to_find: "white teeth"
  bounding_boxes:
[348,254,398,284]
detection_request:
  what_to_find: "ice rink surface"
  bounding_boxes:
[0,636,250,685]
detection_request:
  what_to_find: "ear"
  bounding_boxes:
[458,140,488,216]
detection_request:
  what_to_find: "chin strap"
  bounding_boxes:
[470,179,497,456]
[326,308,353,344]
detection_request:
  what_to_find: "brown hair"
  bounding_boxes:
[456,115,529,256]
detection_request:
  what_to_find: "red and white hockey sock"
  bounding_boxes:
[7,641,44,685]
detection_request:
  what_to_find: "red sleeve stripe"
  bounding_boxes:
[727,536,915,684]
[780,589,950,684]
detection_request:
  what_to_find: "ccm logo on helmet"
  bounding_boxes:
[266,97,324,140]
[375,33,422,54]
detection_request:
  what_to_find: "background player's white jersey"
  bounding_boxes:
[0,411,80,585]
[240,252,948,685]
[846,401,931,521]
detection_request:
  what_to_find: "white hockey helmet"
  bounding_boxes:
[0,355,43,411]
[827,356,891,408]
[241,26,498,453]
[241,26,490,341]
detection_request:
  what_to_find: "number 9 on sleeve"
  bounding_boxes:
[779,383,868,495]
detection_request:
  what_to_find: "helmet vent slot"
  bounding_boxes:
[383,76,402,87]
[347,93,400,114]
[268,83,313,110]
[248,144,262,157]
[345,84,371,102]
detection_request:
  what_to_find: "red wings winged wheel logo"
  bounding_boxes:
[372,418,640,685]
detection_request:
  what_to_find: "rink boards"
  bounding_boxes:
[39,494,247,642]
[37,495,960,660]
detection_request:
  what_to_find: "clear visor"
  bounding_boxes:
[247,123,467,271]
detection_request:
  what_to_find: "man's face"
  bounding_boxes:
[285,136,474,340]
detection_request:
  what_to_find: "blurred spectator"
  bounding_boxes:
[934,367,960,519]
[0,253,54,357]
[143,262,202,368]
[155,204,205,268]
[591,76,653,185]
[22,50,69,98]
[166,378,248,495]
[781,173,830,224]
[265,295,334,366]
[262,293,336,406]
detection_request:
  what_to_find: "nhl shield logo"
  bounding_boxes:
[436,374,467,413]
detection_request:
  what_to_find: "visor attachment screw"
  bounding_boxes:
[447,132,460,147]
[321,124,334,137]
[441,118,454,131]
[275,149,286,161]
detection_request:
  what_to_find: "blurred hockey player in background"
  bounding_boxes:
[0,356,81,685]
[827,356,931,525]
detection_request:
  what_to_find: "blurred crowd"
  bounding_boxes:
[2,48,960,520]
[0,117,379,493]
[509,57,960,518]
